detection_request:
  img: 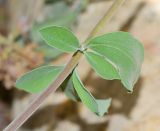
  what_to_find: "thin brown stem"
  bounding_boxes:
[86,0,125,41]
[3,0,125,130]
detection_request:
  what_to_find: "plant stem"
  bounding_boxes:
[86,0,125,40]
[3,0,125,130]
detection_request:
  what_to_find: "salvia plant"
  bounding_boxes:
[4,0,144,130]
[16,26,144,116]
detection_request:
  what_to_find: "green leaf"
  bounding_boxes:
[39,26,80,52]
[16,66,63,93]
[72,70,111,116]
[85,52,120,80]
[85,32,144,92]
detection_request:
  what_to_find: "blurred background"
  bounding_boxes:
[0,0,160,131]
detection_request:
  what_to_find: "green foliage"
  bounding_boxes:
[85,32,144,91]
[40,26,80,52]
[72,70,111,116]
[16,66,63,93]
[85,51,120,80]
[16,26,144,116]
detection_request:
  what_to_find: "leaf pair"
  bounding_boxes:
[16,66,111,116]
[62,70,111,116]
[15,26,144,116]
[84,32,144,91]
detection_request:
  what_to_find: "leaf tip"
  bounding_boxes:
[96,98,112,116]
